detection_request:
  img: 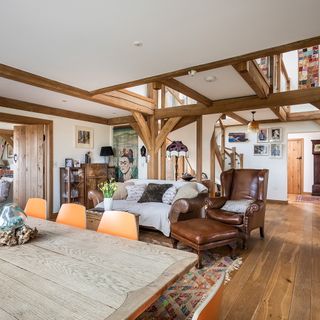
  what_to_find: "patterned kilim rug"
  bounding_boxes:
[137,231,242,320]
[296,195,320,203]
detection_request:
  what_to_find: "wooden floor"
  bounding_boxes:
[221,199,320,320]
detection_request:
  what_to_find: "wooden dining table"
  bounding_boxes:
[0,217,197,320]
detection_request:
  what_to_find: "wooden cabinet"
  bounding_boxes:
[60,164,115,209]
[312,140,320,196]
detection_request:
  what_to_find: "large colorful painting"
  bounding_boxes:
[113,127,138,182]
[298,46,319,89]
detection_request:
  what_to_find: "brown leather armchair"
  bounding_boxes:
[205,169,269,248]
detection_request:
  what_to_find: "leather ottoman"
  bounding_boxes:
[171,218,241,268]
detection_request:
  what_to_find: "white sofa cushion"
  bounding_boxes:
[126,184,146,201]
[162,186,177,205]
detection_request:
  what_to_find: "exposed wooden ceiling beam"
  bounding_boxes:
[0,129,13,136]
[0,64,154,115]
[233,60,270,98]
[90,36,320,93]
[225,112,249,124]
[107,116,136,126]
[0,112,52,124]
[160,79,212,106]
[315,120,320,125]
[270,107,287,121]
[132,112,151,151]
[155,87,320,119]
[172,116,198,131]
[287,110,320,121]
[311,101,320,109]
[0,96,109,125]
[155,117,181,152]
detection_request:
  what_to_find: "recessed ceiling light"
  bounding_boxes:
[188,69,197,77]
[204,75,217,82]
[133,41,143,47]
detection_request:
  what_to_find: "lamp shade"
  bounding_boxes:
[166,141,188,158]
[100,146,114,157]
[247,111,260,133]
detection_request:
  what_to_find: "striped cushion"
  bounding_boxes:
[126,184,146,202]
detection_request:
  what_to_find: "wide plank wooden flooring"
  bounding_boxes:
[221,200,320,320]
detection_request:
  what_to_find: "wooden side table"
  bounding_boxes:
[86,208,140,237]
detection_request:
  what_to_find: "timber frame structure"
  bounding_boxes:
[1,35,320,181]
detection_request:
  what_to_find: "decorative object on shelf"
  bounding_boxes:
[253,144,268,156]
[65,158,74,168]
[312,140,320,196]
[98,178,117,210]
[270,127,282,142]
[181,173,194,181]
[73,159,81,168]
[166,141,189,181]
[140,145,147,157]
[270,144,283,158]
[228,132,248,143]
[247,111,259,133]
[85,151,92,164]
[257,128,268,143]
[7,144,13,158]
[0,203,38,246]
[298,46,319,89]
[75,126,94,149]
[100,146,114,164]
[113,127,138,182]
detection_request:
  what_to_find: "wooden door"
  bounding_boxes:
[13,125,45,209]
[288,139,304,194]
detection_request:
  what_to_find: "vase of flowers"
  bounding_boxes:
[98,178,117,211]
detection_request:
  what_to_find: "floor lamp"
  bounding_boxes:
[166,141,189,181]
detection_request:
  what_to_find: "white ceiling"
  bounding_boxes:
[176,66,255,100]
[1,0,319,91]
[236,108,278,121]
[0,78,131,118]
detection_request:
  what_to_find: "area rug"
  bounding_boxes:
[138,232,242,320]
[296,195,320,203]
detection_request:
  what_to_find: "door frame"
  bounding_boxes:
[1,112,53,216]
[288,138,304,195]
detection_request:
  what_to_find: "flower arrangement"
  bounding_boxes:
[98,178,117,198]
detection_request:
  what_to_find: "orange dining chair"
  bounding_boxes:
[24,198,47,219]
[56,203,86,229]
[97,211,138,240]
[192,273,225,320]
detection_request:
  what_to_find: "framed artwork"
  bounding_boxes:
[314,144,320,154]
[228,132,248,142]
[270,144,283,158]
[65,158,74,168]
[253,144,268,156]
[298,46,319,89]
[7,144,13,158]
[270,127,282,142]
[113,127,138,182]
[257,129,268,143]
[75,126,94,149]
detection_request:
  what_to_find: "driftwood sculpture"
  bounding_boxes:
[0,225,38,246]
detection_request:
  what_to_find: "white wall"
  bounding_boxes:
[288,132,320,193]
[0,107,111,212]
[223,121,320,201]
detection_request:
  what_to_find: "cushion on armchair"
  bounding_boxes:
[221,199,254,214]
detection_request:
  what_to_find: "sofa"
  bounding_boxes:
[88,179,209,236]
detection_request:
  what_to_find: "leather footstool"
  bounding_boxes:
[171,218,241,268]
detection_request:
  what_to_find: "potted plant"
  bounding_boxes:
[98,178,117,211]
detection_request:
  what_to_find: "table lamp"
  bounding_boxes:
[100,146,114,164]
[166,141,188,180]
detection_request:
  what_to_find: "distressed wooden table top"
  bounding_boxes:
[0,218,197,320]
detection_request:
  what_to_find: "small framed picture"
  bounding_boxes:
[73,159,81,168]
[65,158,74,168]
[7,144,13,158]
[257,129,268,143]
[75,126,94,149]
[270,144,283,158]
[314,144,320,154]
[270,128,282,142]
[253,144,268,156]
[228,132,248,142]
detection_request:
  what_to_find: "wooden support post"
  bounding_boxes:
[240,154,244,168]
[210,127,216,196]
[160,86,167,179]
[196,116,202,181]
[231,147,236,169]
[219,119,225,171]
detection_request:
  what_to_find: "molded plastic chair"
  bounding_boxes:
[56,203,86,229]
[97,211,138,240]
[24,198,47,219]
[192,273,225,320]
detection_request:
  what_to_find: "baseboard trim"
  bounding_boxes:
[302,192,312,195]
[267,199,289,205]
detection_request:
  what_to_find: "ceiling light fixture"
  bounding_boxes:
[188,69,197,77]
[133,41,143,47]
[204,75,217,82]
[247,111,259,133]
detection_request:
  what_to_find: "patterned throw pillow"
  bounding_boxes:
[221,199,254,214]
[112,181,134,200]
[126,184,146,201]
[138,183,173,203]
[173,182,199,202]
[162,186,177,205]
